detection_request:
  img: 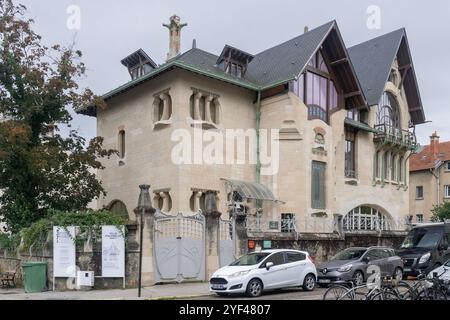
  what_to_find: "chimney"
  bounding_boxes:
[430,131,440,160]
[163,15,187,61]
[304,26,309,33]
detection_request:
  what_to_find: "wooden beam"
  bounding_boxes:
[409,106,422,112]
[344,91,361,99]
[398,65,412,89]
[330,57,348,66]
[399,64,412,71]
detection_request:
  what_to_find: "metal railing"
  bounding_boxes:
[374,123,417,150]
[308,105,328,123]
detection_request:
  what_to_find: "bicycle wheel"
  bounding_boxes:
[369,289,400,300]
[395,281,416,300]
[323,285,351,300]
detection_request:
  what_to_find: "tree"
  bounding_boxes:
[0,1,115,233]
[431,202,450,223]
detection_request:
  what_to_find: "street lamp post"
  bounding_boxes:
[135,184,153,298]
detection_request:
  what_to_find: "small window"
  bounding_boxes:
[118,130,126,159]
[446,162,450,171]
[445,185,450,198]
[286,252,306,263]
[416,186,424,200]
[416,214,424,223]
[263,252,285,267]
[383,152,389,180]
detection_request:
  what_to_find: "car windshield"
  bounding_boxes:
[230,253,271,266]
[332,249,366,261]
[401,228,443,249]
[445,260,450,268]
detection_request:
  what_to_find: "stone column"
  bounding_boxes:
[134,206,156,286]
[160,192,170,212]
[193,191,203,212]
[193,92,202,120]
[204,191,221,279]
[205,95,214,123]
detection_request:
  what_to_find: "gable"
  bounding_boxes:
[348,29,425,124]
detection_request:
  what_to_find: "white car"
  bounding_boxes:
[428,259,450,281]
[210,249,318,297]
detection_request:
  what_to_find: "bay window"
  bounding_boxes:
[292,50,340,124]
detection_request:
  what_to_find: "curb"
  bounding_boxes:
[149,293,215,300]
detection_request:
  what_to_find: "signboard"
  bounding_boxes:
[102,226,125,278]
[269,221,279,230]
[53,226,76,277]
[263,240,272,249]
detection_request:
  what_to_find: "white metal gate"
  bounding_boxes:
[218,218,235,267]
[153,211,205,283]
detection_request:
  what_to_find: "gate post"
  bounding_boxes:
[204,191,221,279]
[134,203,156,287]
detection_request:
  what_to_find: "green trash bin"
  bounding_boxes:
[22,262,48,293]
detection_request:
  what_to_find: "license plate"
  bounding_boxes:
[404,268,411,272]
[211,284,226,290]
[318,279,331,284]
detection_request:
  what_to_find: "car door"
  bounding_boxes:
[284,251,307,286]
[381,249,396,276]
[364,249,385,277]
[259,252,288,289]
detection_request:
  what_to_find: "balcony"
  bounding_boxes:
[307,105,328,123]
[374,124,418,151]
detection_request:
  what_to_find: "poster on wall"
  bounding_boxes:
[102,226,125,278]
[53,226,76,277]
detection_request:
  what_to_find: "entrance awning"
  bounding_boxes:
[221,178,281,202]
[344,118,378,133]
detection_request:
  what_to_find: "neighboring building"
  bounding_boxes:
[78,17,426,237]
[410,132,450,222]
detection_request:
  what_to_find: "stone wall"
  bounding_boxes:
[245,231,407,265]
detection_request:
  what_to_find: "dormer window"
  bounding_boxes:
[217,45,254,78]
[121,49,157,80]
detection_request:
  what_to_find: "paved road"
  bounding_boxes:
[182,287,328,300]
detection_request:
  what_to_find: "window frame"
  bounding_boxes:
[416,186,424,200]
[311,161,326,209]
[444,185,450,199]
[118,130,126,159]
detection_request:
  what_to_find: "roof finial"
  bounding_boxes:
[304,26,309,34]
[163,15,188,61]
[192,38,197,49]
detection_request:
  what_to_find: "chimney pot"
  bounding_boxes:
[430,131,440,160]
[163,15,187,61]
[304,26,309,33]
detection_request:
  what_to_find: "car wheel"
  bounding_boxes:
[246,279,263,298]
[302,274,316,291]
[353,271,364,286]
[393,267,403,282]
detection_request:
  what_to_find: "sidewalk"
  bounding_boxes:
[0,282,212,300]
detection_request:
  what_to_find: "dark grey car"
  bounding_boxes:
[317,247,404,287]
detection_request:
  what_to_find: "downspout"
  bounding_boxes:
[255,91,262,184]
[430,166,441,206]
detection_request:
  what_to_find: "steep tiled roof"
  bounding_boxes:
[410,141,450,172]
[348,29,425,124]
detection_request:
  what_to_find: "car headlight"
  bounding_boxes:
[419,253,431,264]
[229,270,251,278]
[338,264,353,273]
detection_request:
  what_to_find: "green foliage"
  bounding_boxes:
[431,202,450,222]
[0,1,116,233]
[0,232,20,254]
[20,209,128,252]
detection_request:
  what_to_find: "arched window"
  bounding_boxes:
[343,206,391,231]
[153,92,172,124]
[107,200,129,219]
[376,92,401,132]
[118,130,126,159]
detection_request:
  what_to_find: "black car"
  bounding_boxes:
[396,223,450,277]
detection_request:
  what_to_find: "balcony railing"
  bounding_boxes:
[374,123,417,150]
[307,105,328,123]
[245,215,335,234]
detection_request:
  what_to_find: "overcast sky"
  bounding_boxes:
[18,0,450,146]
